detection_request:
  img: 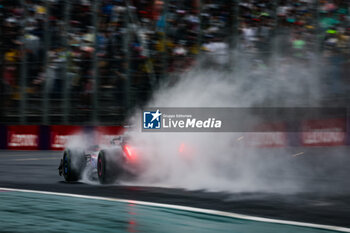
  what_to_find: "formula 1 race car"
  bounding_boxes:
[58,136,139,184]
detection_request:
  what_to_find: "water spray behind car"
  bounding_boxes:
[124,52,325,194]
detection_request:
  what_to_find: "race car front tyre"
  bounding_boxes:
[62,149,85,182]
[97,150,122,184]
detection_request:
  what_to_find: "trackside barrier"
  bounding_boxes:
[7,125,40,150]
[244,132,288,148]
[300,118,347,147]
[0,125,6,149]
[50,125,84,150]
[244,122,287,148]
[0,118,349,150]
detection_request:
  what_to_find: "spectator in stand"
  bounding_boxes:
[1,0,349,119]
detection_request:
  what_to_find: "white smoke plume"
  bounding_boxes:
[123,54,324,194]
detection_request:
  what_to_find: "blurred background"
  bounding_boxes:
[0,0,349,125]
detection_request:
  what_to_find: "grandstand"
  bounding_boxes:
[0,0,349,125]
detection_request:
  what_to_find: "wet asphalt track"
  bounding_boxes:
[0,149,350,229]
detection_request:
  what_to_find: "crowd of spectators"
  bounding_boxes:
[0,0,349,122]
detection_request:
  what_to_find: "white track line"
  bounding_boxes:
[1,187,349,233]
[13,157,60,161]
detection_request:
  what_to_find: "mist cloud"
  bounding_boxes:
[124,54,324,194]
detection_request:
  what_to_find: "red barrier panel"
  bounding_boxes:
[244,132,287,148]
[7,125,39,150]
[50,125,83,150]
[95,126,124,146]
[244,123,287,148]
[301,118,346,146]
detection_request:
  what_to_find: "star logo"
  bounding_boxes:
[143,109,162,129]
[151,109,162,122]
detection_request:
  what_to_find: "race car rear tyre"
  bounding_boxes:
[98,150,122,184]
[62,149,85,182]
